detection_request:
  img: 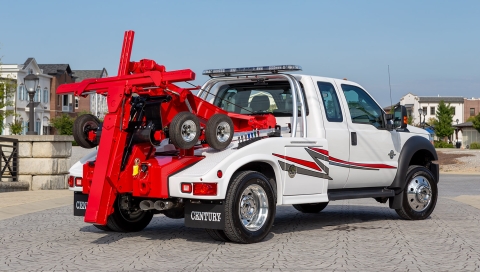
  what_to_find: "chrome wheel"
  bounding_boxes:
[181,120,197,142]
[216,121,231,143]
[406,175,433,212]
[239,184,269,231]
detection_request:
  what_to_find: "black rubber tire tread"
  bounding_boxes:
[93,224,111,231]
[73,114,100,149]
[106,196,154,232]
[169,112,200,149]
[292,202,329,213]
[162,208,185,219]
[205,229,231,242]
[205,114,234,150]
[395,165,438,220]
[223,171,276,244]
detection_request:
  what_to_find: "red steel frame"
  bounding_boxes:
[57,30,276,226]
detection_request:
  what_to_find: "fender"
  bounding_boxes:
[389,135,438,209]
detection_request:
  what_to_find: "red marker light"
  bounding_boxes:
[193,183,217,196]
[75,177,83,187]
[217,170,223,178]
[181,183,192,193]
[68,176,74,187]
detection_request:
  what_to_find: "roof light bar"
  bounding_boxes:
[202,65,302,77]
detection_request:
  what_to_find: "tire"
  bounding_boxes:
[162,208,185,219]
[205,229,231,242]
[224,171,276,244]
[395,165,438,220]
[169,112,200,149]
[293,202,329,213]
[93,224,111,231]
[106,195,154,232]
[73,114,100,149]
[205,114,234,150]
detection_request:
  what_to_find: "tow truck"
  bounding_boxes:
[63,30,439,243]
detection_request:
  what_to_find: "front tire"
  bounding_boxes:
[106,195,154,232]
[224,171,276,244]
[293,202,329,213]
[395,165,438,220]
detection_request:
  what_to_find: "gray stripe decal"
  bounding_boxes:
[278,161,333,180]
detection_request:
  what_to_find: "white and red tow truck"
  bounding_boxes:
[64,31,438,243]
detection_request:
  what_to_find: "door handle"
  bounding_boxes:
[351,132,357,146]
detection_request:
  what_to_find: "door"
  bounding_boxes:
[312,78,350,189]
[338,82,399,188]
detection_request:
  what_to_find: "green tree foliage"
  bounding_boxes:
[50,114,74,135]
[466,116,475,122]
[407,115,413,125]
[472,113,480,133]
[8,117,24,135]
[435,100,455,141]
[0,56,17,134]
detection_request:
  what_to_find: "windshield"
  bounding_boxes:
[212,81,308,117]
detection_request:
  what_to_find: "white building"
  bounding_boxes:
[0,58,52,135]
[72,69,109,119]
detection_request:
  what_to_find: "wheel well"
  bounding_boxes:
[409,149,435,167]
[235,161,277,201]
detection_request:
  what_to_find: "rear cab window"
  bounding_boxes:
[212,81,308,117]
[317,82,343,122]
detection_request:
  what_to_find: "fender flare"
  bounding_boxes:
[389,136,439,209]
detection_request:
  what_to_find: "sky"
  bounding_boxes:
[1,0,479,107]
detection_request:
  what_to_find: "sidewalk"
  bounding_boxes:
[0,190,72,220]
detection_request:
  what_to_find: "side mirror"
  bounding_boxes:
[393,105,408,129]
[385,114,393,130]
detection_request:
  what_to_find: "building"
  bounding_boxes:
[0,58,53,135]
[464,97,480,120]
[454,122,480,148]
[72,69,108,119]
[399,93,464,125]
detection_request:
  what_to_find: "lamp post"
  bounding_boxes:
[418,108,424,128]
[24,74,39,135]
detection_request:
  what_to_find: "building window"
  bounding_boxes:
[43,88,49,103]
[430,107,435,115]
[35,121,41,135]
[18,85,24,101]
[451,107,455,115]
[62,95,72,112]
[471,108,476,117]
[75,97,79,109]
[422,107,427,115]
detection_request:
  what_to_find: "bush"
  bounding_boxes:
[434,141,454,148]
[469,142,480,149]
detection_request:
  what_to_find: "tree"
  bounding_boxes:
[8,116,24,135]
[0,56,17,134]
[50,114,74,135]
[435,100,455,141]
[472,113,480,133]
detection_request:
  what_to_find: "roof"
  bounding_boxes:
[23,58,34,69]
[38,64,72,75]
[72,69,107,82]
[418,96,464,103]
[454,121,473,128]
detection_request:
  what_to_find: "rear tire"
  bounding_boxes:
[205,229,230,242]
[73,114,100,149]
[293,202,329,213]
[223,171,276,244]
[395,165,438,220]
[205,114,234,150]
[169,112,200,149]
[106,195,154,232]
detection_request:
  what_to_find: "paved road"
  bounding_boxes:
[1,174,479,271]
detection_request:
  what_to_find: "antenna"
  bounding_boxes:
[388,65,393,109]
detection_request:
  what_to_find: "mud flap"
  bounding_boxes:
[74,192,89,216]
[184,202,224,230]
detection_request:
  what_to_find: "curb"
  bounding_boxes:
[0,182,29,192]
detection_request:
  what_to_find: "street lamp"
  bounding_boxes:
[418,108,424,128]
[24,74,39,135]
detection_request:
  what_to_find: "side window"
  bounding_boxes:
[341,84,384,128]
[317,82,343,122]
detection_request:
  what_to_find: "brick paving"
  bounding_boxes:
[0,174,479,271]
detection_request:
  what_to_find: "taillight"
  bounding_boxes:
[193,183,217,196]
[181,183,192,193]
[68,176,74,187]
[75,177,82,187]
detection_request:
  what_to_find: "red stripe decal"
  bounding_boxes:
[309,147,329,156]
[272,153,322,172]
[329,156,396,169]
